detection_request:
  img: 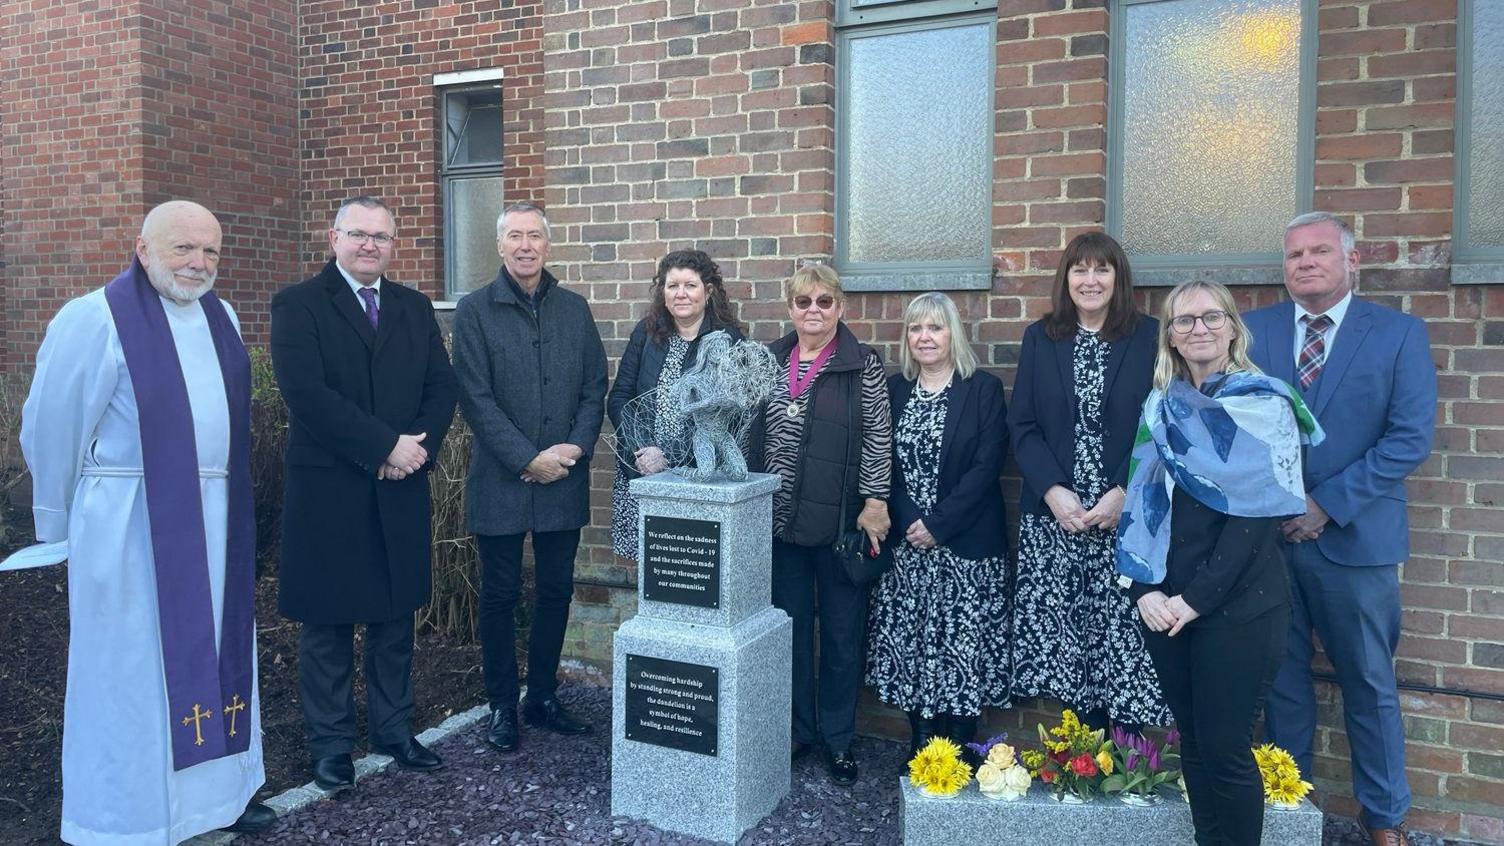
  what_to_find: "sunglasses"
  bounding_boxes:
[793,295,838,311]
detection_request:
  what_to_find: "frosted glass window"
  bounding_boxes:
[1117,0,1304,257]
[1465,0,1504,249]
[842,21,992,265]
[449,177,506,297]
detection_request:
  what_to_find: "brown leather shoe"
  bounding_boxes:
[1365,821,1408,846]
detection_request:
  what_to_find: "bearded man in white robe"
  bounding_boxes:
[3,201,274,844]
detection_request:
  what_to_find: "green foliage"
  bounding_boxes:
[248,347,288,575]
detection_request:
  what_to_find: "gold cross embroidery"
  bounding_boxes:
[181,704,213,746]
[224,694,247,737]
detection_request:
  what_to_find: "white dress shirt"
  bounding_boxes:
[335,261,382,311]
[1292,290,1353,365]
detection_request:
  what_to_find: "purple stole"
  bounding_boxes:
[104,257,255,770]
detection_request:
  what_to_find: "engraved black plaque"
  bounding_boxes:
[642,515,721,609]
[624,654,719,756]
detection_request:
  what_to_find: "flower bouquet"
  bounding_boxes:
[1020,709,1109,803]
[1254,743,1313,809]
[966,734,1032,801]
[1102,726,1183,806]
[908,736,973,798]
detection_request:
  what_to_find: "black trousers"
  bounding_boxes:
[477,529,580,710]
[771,539,869,754]
[298,617,415,759]
[1144,605,1289,846]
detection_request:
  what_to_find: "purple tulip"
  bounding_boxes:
[1148,747,1161,772]
[1126,751,1140,772]
[1166,727,1181,747]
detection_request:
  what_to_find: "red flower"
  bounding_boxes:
[1051,749,1070,764]
[1069,754,1098,777]
[1040,768,1057,783]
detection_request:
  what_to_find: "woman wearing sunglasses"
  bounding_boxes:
[746,263,892,786]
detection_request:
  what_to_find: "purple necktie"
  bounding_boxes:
[358,286,378,329]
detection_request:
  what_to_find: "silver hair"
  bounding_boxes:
[1285,211,1355,255]
[332,196,395,232]
[496,201,552,239]
[899,292,979,382]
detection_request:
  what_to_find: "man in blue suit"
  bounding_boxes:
[1246,212,1436,846]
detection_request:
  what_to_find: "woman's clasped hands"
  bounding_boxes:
[1136,590,1202,637]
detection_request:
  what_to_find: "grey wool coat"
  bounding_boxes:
[452,267,607,536]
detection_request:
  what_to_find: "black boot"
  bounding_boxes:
[907,711,939,759]
[947,714,980,767]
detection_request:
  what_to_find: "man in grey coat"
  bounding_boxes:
[452,201,607,754]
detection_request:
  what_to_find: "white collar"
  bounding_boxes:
[335,261,382,299]
[1294,290,1352,327]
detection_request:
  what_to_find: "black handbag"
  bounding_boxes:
[830,377,893,585]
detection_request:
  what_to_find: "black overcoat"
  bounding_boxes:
[271,260,458,624]
[451,267,607,536]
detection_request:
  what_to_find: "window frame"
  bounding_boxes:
[437,74,505,302]
[834,6,998,293]
[1105,0,1319,287]
[1452,0,1504,282]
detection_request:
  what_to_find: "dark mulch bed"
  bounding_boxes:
[234,685,1459,846]
[0,561,485,846]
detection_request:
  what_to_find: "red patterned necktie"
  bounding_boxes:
[1297,314,1332,390]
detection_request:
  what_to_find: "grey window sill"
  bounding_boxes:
[1131,266,1286,288]
[1450,262,1504,285]
[839,270,993,293]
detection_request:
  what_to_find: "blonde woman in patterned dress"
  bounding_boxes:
[1007,232,1171,732]
[866,292,1011,761]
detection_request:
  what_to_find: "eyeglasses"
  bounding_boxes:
[793,295,838,311]
[338,229,394,247]
[1170,310,1229,335]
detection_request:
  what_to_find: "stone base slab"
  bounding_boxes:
[900,781,1323,846]
[610,607,792,845]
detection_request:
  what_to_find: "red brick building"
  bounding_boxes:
[2,0,1501,840]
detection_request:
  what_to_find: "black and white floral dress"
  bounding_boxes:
[866,385,1011,718]
[1010,330,1171,725]
[610,335,692,560]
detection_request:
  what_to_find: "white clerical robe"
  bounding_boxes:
[15,289,264,846]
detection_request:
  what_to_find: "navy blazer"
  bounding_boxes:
[887,369,1009,561]
[1244,297,1436,566]
[1007,316,1159,516]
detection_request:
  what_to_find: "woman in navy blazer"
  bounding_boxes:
[1006,232,1170,731]
[867,292,1010,761]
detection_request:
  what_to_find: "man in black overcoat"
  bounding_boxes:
[451,200,607,753]
[271,196,458,791]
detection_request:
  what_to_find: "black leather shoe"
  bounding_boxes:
[826,748,859,786]
[221,800,277,833]
[311,753,355,792]
[487,707,520,752]
[372,737,443,771]
[522,696,592,735]
[791,740,815,762]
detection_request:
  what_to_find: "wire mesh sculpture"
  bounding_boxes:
[608,330,780,482]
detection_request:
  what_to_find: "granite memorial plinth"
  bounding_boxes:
[610,473,792,845]
[899,781,1323,846]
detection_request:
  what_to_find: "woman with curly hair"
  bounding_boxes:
[607,249,745,560]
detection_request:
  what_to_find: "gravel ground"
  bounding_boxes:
[234,685,1455,846]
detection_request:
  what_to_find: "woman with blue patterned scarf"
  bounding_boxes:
[1117,280,1322,846]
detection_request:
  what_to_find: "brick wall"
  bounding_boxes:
[544,0,1503,841]
[0,1,148,368]
[296,0,546,295]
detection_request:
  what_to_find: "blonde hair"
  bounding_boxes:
[784,263,844,305]
[1152,280,1261,390]
[899,292,978,381]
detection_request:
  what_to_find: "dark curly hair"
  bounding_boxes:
[644,249,745,344]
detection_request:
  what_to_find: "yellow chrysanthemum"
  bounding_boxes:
[914,758,973,796]
[909,736,965,785]
[1097,750,1114,775]
[1252,743,1312,805]
[1021,749,1046,772]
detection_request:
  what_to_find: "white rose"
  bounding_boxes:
[976,762,1006,794]
[987,742,1017,769]
[999,764,1032,799]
